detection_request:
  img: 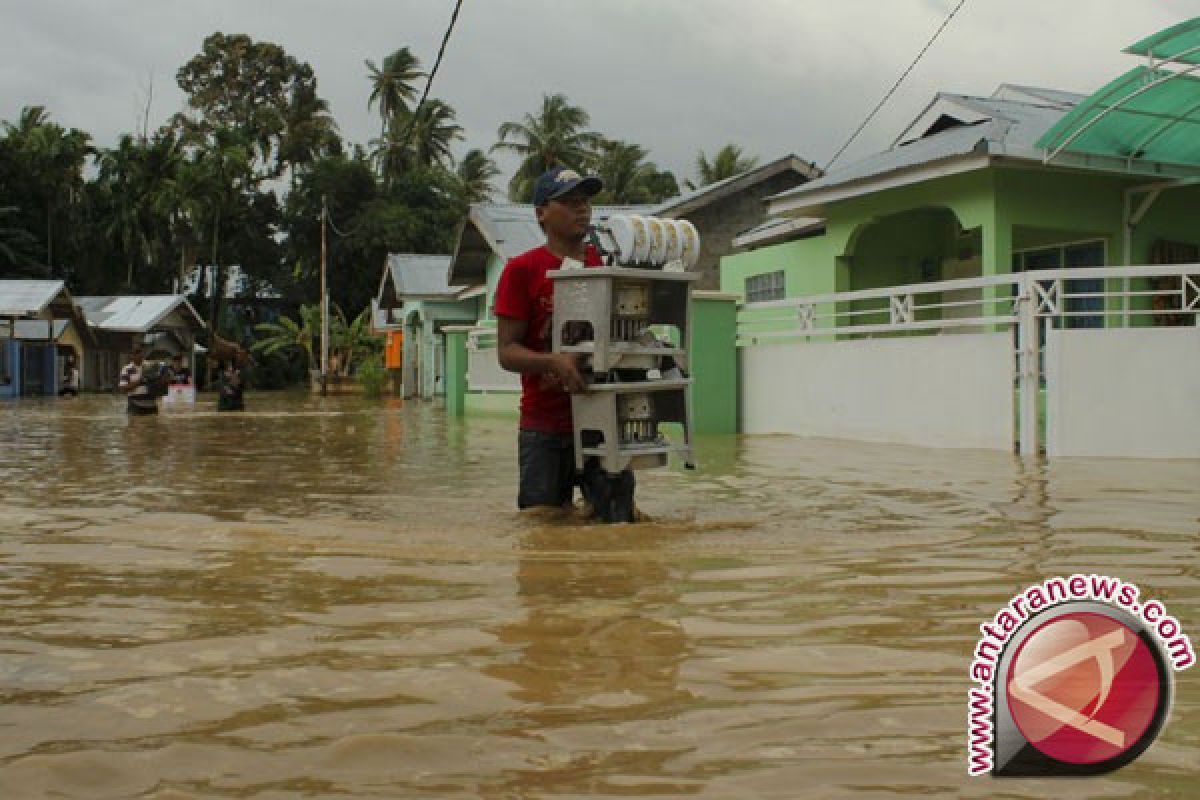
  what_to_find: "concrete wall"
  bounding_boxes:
[1046,326,1200,458]
[740,332,1015,450]
[682,171,810,290]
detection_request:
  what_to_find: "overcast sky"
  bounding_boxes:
[2,0,1198,188]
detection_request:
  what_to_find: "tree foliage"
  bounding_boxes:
[0,32,727,385]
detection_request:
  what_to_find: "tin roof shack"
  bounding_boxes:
[76,295,206,391]
[0,280,91,398]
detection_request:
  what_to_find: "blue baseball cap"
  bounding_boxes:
[533,166,603,206]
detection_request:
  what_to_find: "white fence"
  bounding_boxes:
[738,265,1200,457]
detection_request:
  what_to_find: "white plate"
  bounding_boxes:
[665,220,684,262]
[605,215,636,262]
[628,215,651,263]
[677,219,700,269]
[646,217,668,264]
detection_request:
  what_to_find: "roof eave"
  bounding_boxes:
[658,155,822,219]
[766,153,995,218]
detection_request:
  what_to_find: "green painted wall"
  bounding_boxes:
[690,295,738,434]
[444,328,469,417]
[723,165,1199,332]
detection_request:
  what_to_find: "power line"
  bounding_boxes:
[824,0,969,171]
[395,0,466,157]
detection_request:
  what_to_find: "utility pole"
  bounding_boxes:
[320,194,329,396]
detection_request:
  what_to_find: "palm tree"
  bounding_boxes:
[7,109,93,270]
[370,98,462,184]
[590,139,679,205]
[455,149,500,204]
[493,93,602,201]
[96,135,152,287]
[280,82,340,185]
[252,303,321,367]
[688,144,759,190]
[366,47,424,140]
[2,105,51,138]
[402,99,462,170]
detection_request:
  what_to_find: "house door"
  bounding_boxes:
[21,343,49,396]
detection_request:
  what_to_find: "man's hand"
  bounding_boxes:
[548,352,587,393]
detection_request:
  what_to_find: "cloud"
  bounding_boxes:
[1,0,1197,187]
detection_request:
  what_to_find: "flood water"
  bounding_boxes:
[1,392,1197,799]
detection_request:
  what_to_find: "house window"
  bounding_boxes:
[0,342,9,384]
[745,270,786,303]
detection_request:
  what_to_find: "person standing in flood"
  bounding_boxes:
[118,346,158,415]
[216,360,245,412]
[494,167,636,521]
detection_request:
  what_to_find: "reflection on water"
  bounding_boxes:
[0,392,1197,798]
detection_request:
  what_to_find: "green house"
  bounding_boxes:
[723,82,1200,317]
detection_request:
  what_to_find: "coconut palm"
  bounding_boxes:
[6,109,93,269]
[493,93,602,201]
[370,98,462,184]
[688,144,759,190]
[455,149,500,204]
[365,47,424,140]
[590,139,679,205]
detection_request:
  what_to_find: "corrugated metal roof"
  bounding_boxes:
[732,216,826,250]
[384,254,460,298]
[0,280,67,317]
[6,319,70,340]
[654,154,822,218]
[76,295,205,332]
[467,202,657,261]
[769,86,1083,209]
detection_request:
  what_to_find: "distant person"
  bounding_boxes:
[58,357,80,397]
[169,354,191,385]
[216,360,245,412]
[118,347,158,415]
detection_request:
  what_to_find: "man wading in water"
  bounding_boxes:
[494,167,636,522]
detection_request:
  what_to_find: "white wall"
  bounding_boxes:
[740,332,1015,450]
[1046,327,1200,459]
[467,345,520,393]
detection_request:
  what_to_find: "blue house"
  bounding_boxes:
[0,280,89,398]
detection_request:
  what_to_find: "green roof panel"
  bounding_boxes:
[1037,64,1200,169]
[1124,16,1200,65]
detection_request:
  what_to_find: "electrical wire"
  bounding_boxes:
[394,0,466,159]
[824,0,969,171]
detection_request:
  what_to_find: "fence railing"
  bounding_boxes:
[736,264,1200,455]
[737,264,1199,344]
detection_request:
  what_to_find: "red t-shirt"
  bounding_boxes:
[493,244,602,433]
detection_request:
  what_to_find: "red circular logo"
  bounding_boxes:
[1006,612,1162,765]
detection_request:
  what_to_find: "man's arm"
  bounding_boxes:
[496,316,586,393]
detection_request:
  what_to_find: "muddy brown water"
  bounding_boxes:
[0,392,1197,799]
